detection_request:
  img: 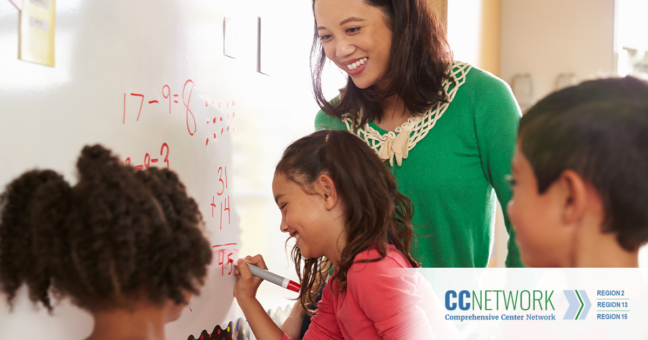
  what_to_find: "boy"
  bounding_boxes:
[507,76,648,267]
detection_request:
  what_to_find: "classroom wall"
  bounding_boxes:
[478,0,502,76]
[618,0,648,52]
[500,0,616,109]
[447,0,502,76]
[0,0,319,338]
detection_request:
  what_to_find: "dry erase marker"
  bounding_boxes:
[247,263,301,293]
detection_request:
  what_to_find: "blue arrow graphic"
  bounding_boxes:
[578,290,592,320]
[563,290,580,320]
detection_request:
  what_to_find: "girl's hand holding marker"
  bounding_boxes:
[234,256,300,298]
[233,255,288,340]
[233,255,265,303]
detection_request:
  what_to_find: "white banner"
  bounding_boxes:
[415,268,648,340]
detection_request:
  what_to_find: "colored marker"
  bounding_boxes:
[247,263,301,293]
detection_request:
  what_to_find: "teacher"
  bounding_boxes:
[311,0,523,268]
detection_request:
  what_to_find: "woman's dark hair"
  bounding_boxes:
[311,0,453,127]
[519,76,648,251]
[0,145,212,311]
[276,130,419,314]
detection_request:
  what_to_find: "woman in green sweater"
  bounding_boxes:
[280,0,523,338]
[309,0,522,268]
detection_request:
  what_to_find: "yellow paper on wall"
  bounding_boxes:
[19,0,56,67]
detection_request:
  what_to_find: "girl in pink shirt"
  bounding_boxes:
[234,130,453,339]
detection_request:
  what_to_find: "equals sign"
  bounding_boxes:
[173,94,179,103]
[151,158,158,163]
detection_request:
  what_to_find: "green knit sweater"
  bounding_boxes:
[315,64,523,268]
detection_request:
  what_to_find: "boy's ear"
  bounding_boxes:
[317,174,338,210]
[558,170,588,225]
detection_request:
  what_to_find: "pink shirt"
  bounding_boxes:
[281,245,458,340]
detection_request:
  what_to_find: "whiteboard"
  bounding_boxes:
[0,0,336,339]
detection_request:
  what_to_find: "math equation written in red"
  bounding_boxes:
[211,166,230,230]
[122,142,170,170]
[122,79,236,145]
[212,243,238,276]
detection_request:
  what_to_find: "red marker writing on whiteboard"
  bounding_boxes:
[247,263,301,293]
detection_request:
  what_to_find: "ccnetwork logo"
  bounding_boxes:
[563,290,592,320]
[445,290,555,311]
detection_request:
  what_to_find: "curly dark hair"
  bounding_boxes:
[311,0,453,127]
[276,130,419,315]
[0,145,212,311]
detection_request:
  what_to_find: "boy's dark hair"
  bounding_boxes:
[311,0,452,127]
[519,76,648,251]
[0,145,212,311]
[276,129,419,315]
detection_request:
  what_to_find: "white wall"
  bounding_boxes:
[618,0,648,51]
[0,0,319,338]
[448,0,484,67]
[500,0,616,108]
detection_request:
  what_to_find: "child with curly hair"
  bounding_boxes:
[0,145,212,340]
[234,130,459,340]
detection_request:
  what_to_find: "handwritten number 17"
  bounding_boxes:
[123,93,145,123]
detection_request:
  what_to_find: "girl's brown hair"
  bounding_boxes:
[311,0,453,127]
[276,130,419,314]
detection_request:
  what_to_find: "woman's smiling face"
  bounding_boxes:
[314,0,393,89]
